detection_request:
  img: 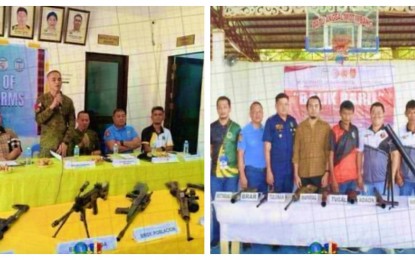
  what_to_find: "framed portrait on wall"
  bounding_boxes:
[0,7,5,37]
[39,6,65,42]
[64,8,90,45]
[9,6,35,39]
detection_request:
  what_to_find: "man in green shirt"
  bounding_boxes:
[72,111,101,155]
[35,70,75,158]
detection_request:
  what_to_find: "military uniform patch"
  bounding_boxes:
[34,103,42,112]
[226,132,233,139]
[104,130,110,137]
[275,124,283,131]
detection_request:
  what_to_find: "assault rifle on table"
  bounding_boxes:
[52,182,109,238]
[116,183,153,241]
[166,181,202,241]
[0,204,29,240]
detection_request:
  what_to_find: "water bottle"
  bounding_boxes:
[74,145,80,160]
[25,146,32,165]
[113,143,119,155]
[183,140,189,155]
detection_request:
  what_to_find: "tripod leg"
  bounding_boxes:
[186,220,193,241]
[390,171,395,209]
[52,210,74,238]
[80,209,91,238]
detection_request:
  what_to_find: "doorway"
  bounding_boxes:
[85,52,129,153]
[164,52,203,154]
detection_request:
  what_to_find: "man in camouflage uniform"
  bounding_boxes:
[71,111,101,155]
[35,70,75,158]
[0,113,22,160]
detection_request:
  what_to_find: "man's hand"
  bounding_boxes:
[56,142,68,157]
[357,175,364,190]
[395,172,404,187]
[321,172,329,188]
[331,180,339,193]
[266,169,274,186]
[294,174,302,188]
[239,175,248,190]
[50,93,62,110]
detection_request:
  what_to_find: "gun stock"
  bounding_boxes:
[284,185,318,211]
[116,183,152,241]
[347,190,358,204]
[321,188,329,207]
[374,187,398,208]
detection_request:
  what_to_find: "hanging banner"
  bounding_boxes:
[0,44,45,137]
[284,65,395,128]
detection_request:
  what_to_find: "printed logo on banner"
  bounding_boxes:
[56,235,117,254]
[0,45,39,137]
[14,58,25,72]
[0,58,8,71]
[134,221,179,243]
[0,251,14,254]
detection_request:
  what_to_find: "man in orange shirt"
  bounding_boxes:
[329,101,363,194]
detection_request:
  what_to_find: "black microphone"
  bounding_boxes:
[80,181,90,192]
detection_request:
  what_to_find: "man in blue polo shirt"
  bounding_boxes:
[263,93,297,193]
[238,101,267,193]
[104,108,141,153]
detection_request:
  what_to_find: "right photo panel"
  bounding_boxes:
[210,6,415,254]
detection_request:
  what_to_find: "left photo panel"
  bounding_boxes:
[0,6,205,254]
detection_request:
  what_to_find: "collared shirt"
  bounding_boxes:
[104,124,139,153]
[398,125,415,147]
[360,125,397,184]
[359,125,397,153]
[330,122,360,183]
[141,125,174,151]
[238,122,266,169]
[398,124,415,182]
[263,114,297,163]
[210,119,240,176]
[293,118,331,178]
[0,127,19,160]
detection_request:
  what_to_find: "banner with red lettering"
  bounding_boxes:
[284,65,394,128]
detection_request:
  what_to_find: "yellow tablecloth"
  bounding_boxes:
[0,190,204,254]
[0,156,204,212]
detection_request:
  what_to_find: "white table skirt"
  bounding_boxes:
[213,196,415,248]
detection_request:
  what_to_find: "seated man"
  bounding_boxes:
[104,108,141,154]
[141,106,174,153]
[0,113,22,160]
[72,111,101,156]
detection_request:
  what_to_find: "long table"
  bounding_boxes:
[0,190,204,254]
[213,196,415,253]
[0,156,203,212]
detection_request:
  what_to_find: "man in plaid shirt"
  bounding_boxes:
[0,113,22,160]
